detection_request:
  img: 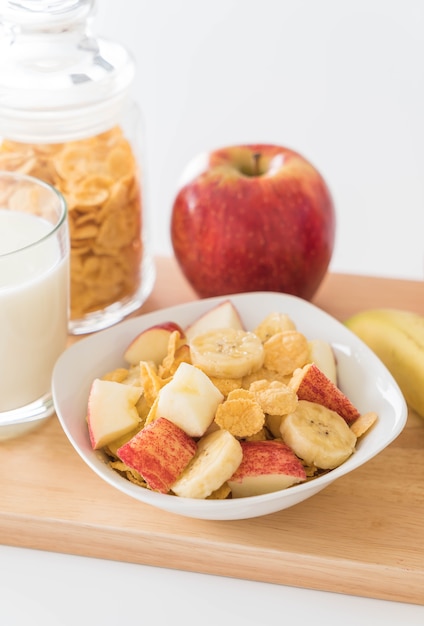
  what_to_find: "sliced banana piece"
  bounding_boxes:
[190,328,264,378]
[253,312,296,342]
[171,429,243,499]
[280,400,357,469]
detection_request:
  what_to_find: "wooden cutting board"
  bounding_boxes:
[1,257,424,605]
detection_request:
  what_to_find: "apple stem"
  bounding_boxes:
[253,152,261,176]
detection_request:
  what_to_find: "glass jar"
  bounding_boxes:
[0,0,155,334]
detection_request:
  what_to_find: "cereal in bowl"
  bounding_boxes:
[86,299,377,499]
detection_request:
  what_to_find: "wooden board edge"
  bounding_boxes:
[1,514,423,607]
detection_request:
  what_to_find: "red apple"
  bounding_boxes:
[170,144,335,300]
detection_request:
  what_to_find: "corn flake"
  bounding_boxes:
[208,376,243,397]
[242,366,291,388]
[108,460,147,488]
[101,367,130,383]
[263,330,310,376]
[158,332,190,379]
[350,411,378,438]
[139,361,168,407]
[144,395,160,427]
[214,389,265,438]
[249,379,298,415]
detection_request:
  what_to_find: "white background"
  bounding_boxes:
[95,0,424,281]
[2,1,424,625]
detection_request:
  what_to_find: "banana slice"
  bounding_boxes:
[190,328,264,378]
[253,312,296,342]
[280,400,357,469]
[171,429,243,499]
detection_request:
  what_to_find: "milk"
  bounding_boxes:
[0,209,69,412]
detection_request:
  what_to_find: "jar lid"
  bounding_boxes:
[0,0,135,142]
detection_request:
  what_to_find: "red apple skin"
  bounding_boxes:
[117,417,197,494]
[124,321,185,366]
[171,144,335,300]
[293,363,360,425]
[229,439,306,483]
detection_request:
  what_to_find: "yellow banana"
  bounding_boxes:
[344,308,424,418]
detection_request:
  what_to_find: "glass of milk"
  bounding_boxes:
[0,171,69,440]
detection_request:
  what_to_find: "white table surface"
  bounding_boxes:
[2,1,424,623]
[1,544,424,625]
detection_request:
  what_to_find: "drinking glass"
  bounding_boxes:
[0,171,69,440]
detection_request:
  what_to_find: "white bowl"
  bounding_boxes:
[52,292,407,521]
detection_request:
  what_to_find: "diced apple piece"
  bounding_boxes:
[185,299,244,342]
[156,362,224,437]
[289,363,360,425]
[228,440,306,498]
[117,417,197,494]
[124,321,186,366]
[104,425,142,458]
[308,339,338,384]
[87,379,142,450]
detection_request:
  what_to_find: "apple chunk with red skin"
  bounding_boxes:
[87,378,142,450]
[171,144,335,300]
[290,363,360,425]
[124,321,186,366]
[117,417,197,494]
[228,440,307,498]
[184,299,244,342]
